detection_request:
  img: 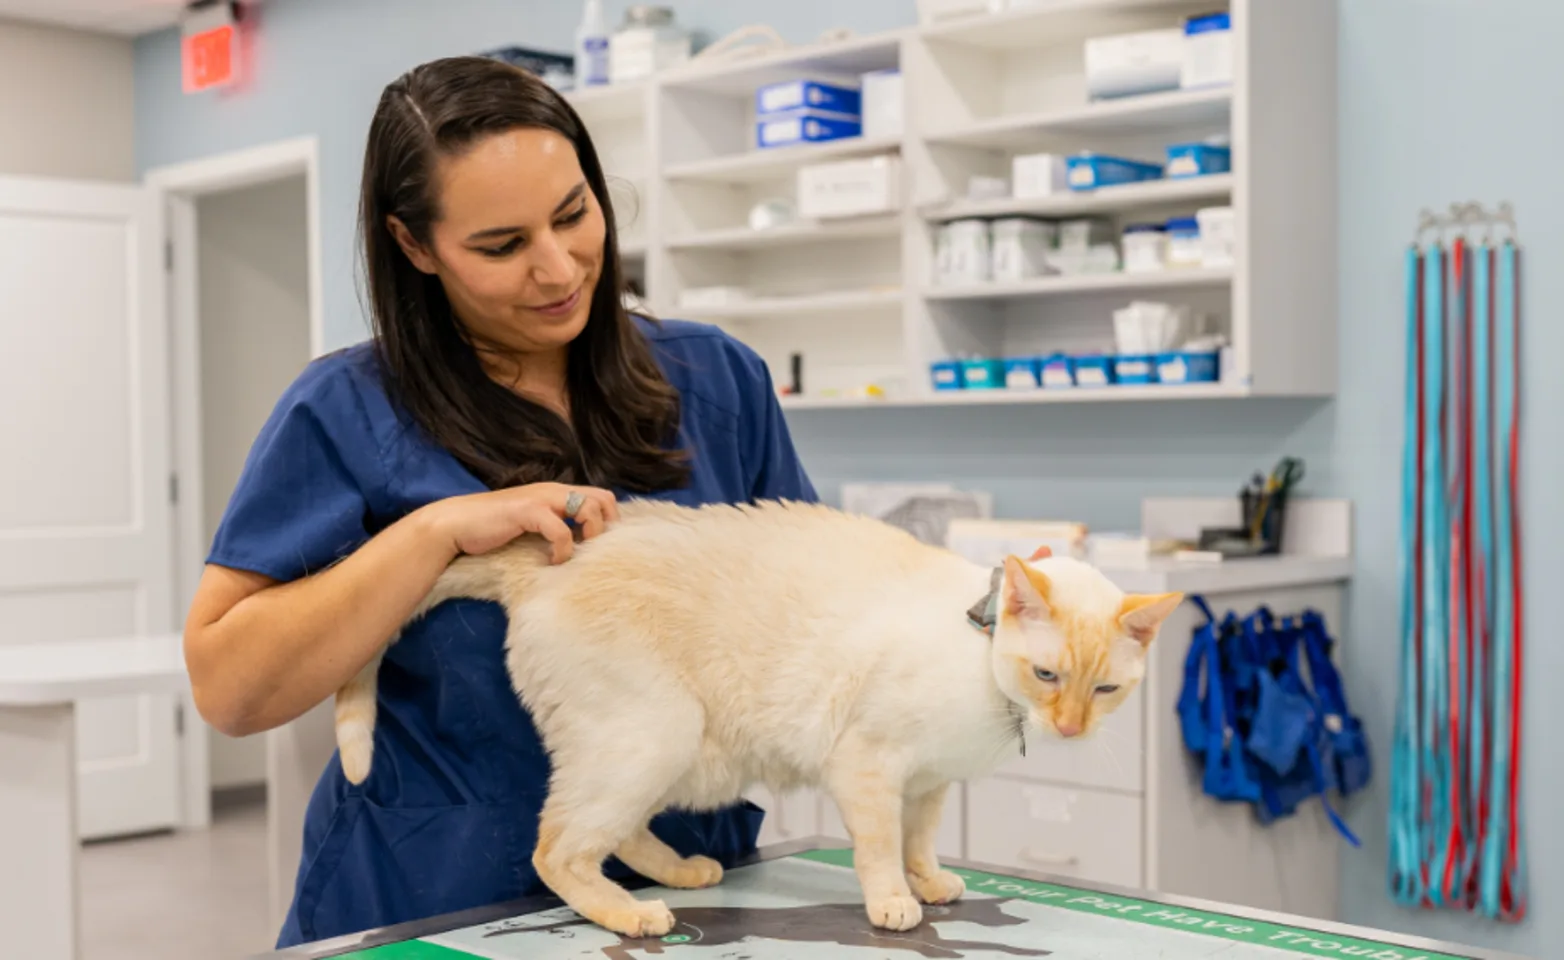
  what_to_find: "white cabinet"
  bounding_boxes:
[966,778,1143,888]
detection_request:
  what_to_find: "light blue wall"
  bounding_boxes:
[134,1,1554,954]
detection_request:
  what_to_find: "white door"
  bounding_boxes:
[0,175,181,839]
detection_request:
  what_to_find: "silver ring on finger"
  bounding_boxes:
[564,490,586,520]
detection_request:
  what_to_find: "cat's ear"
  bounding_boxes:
[1118,592,1184,646]
[1002,555,1053,621]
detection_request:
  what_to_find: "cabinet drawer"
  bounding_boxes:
[999,684,1144,793]
[746,786,823,847]
[966,777,1142,888]
[819,785,965,860]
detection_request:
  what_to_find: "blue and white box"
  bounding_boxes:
[1066,152,1163,191]
[1182,12,1234,89]
[1166,141,1231,178]
[757,79,862,117]
[757,108,862,149]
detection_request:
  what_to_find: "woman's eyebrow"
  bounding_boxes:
[464,183,588,242]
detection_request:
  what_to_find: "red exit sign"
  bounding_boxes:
[181,3,241,94]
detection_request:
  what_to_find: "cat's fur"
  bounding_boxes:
[334,500,1182,937]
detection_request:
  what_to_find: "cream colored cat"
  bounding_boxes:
[334,500,1181,937]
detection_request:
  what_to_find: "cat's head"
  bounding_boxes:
[990,554,1182,740]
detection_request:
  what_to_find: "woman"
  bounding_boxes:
[183,56,815,947]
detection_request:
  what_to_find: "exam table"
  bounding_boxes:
[253,839,1529,960]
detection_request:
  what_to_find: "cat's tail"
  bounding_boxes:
[336,554,513,784]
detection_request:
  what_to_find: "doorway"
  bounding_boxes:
[192,173,313,793]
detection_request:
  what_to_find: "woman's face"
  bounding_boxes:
[392,127,607,356]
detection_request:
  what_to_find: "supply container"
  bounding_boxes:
[1156,350,1221,384]
[575,0,610,87]
[757,79,861,117]
[609,5,690,84]
[960,357,1007,390]
[861,69,904,139]
[1066,152,1163,191]
[930,360,966,391]
[1196,205,1235,268]
[1165,216,1203,268]
[1039,354,1075,388]
[1181,11,1234,89]
[1072,354,1114,387]
[1047,243,1120,276]
[1112,354,1158,384]
[1012,152,1069,199]
[1085,27,1184,100]
[757,108,862,149]
[990,217,1057,282]
[796,155,900,218]
[1122,223,1168,273]
[1057,217,1113,252]
[1165,141,1231,178]
[936,218,992,285]
[1004,356,1042,389]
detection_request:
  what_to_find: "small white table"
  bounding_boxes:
[0,635,187,960]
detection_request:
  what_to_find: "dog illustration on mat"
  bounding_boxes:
[485,897,1051,959]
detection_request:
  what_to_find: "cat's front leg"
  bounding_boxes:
[903,783,965,905]
[825,746,922,931]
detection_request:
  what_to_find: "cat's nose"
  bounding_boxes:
[1055,721,1083,738]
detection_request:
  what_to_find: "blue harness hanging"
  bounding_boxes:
[1178,596,1368,844]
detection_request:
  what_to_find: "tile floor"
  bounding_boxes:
[81,794,274,960]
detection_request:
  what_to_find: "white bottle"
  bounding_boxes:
[575,0,610,87]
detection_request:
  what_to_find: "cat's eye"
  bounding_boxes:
[1095,684,1121,695]
[1033,667,1058,682]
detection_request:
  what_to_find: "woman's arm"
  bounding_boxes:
[184,483,616,737]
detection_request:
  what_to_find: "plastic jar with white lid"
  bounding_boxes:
[1165,216,1203,268]
[1122,223,1167,273]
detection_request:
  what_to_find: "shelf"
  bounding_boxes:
[565,81,648,123]
[920,0,1218,51]
[925,87,1232,151]
[925,267,1232,302]
[923,174,1233,221]
[659,31,906,96]
[678,288,902,321]
[781,382,1249,410]
[664,135,901,185]
[667,215,902,252]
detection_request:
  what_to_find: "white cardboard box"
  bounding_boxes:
[797,155,902,219]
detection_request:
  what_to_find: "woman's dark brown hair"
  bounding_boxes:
[359,56,689,492]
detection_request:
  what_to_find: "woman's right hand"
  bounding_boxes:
[420,483,619,563]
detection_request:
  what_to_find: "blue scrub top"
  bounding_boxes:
[206,318,817,947]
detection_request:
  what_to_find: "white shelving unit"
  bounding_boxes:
[565,0,1336,409]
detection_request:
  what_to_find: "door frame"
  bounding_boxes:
[146,136,325,829]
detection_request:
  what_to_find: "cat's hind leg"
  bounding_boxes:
[531,712,701,937]
[903,783,965,905]
[824,740,922,931]
[615,824,724,889]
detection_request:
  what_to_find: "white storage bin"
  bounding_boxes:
[936,219,991,285]
[1012,152,1069,199]
[861,68,903,140]
[989,218,1057,283]
[796,155,901,219]
[1197,205,1236,268]
[1085,28,1184,100]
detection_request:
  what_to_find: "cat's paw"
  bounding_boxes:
[866,894,923,931]
[908,868,966,905]
[663,855,724,889]
[597,899,676,938]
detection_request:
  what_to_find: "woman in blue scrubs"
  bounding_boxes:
[182,56,816,947]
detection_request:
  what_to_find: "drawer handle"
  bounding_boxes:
[1020,849,1080,868]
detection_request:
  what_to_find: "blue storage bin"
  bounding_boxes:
[1112,354,1158,385]
[757,79,861,118]
[1072,354,1115,387]
[960,357,1007,390]
[1004,357,1041,389]
[1066,152,1163,191]
[1039,354,1075,388]
[756,109,862,149]
[1156,350,1221,384]
[931,360,965,391]
[1166,141,1231,178]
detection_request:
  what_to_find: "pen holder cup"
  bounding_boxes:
[1255,489,1289,555]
